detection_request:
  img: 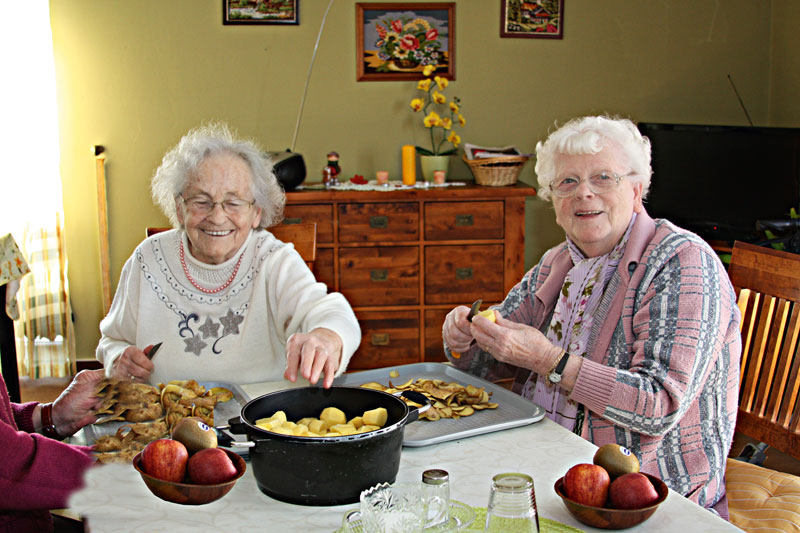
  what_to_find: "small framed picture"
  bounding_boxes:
[356,2,455,82]
[500,0,563,39]
[223,0,299,26]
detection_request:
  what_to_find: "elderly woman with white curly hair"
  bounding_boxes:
[442,115,741,518]
[96,123,360,388]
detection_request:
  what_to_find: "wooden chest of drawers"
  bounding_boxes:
[280,183,536,369]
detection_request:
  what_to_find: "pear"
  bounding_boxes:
[171,417,218,454]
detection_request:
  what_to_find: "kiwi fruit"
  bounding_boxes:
[171,417,218,454]
[593,443,640,479]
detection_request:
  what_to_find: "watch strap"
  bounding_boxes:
[554,350,570,374]
[40,402,60,440]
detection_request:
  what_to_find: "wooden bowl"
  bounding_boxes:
[554,473,668,529]
[132,449,246,505]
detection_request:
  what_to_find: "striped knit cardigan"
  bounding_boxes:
[448,210,741,518]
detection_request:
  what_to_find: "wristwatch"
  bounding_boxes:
[547,350,570,385]
[40,402,61,440]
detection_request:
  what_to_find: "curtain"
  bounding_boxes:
[1,1,75,378]
[13,214,77,378]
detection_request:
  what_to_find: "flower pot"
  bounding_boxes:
[420,155,450,182]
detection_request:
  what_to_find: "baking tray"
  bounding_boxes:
[80,381,249,452]
[332,363,545,447]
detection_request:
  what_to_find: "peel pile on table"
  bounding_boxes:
[359,378,498,421]
[90,379,232,464]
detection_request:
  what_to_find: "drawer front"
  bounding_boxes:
[339,247,419,306]
[425,245,505,304]
[313,248,335,289]
[348,310,420,370]
[424,309,449,363]
[282,204,334,243]
[339,203,419,242]
[424,201,504,241]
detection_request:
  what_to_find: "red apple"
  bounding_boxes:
[187,448,238,485]
[609,472,660,509]
[563,463,610,507]
[141,438,188,483]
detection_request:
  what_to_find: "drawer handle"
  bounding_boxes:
[369,216,388,229]
[371,333,390,346]
[455,214,474,226]
[455,267,473,280]
[283,217,302,225]
[370,269,388,282]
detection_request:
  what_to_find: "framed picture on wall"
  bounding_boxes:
[500,0,563,39]
[356,3,455,82]
[223,0,299,25]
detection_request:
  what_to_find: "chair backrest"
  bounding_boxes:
[145,222,317,267]
[728,240,800,460]
[268,222,317,267]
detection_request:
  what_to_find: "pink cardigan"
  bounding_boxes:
[448,211,741,518]
[0,374,94,533]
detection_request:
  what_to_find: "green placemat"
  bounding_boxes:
[335,506,584,532]
[465,507,584,532]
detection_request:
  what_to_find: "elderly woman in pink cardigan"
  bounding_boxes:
[442,115,741,519]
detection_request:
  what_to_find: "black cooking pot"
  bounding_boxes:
[224,386,428,506]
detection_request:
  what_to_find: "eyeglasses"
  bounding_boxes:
[179,194,256,216]
[549,172,635,198]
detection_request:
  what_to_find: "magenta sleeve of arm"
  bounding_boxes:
[1,419,95,511]
[11,401,39,432]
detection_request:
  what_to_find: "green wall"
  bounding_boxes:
[49,0,796,359]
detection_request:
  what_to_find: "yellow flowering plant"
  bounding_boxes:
[409,65,465,156]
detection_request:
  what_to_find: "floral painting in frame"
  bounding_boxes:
[223,0,299,25]
[356,3,455,82]
[500,0,563,39]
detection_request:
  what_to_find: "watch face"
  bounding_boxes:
[549,373,562,383]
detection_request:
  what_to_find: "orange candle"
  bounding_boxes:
[401,145,416,185]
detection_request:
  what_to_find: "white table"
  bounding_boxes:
[68,379,741,532]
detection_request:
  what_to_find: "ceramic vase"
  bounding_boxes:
[419,155,450,182]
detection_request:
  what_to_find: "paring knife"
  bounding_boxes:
[466,299,483,322]
[452,299,483,359]
[146,342,163,360]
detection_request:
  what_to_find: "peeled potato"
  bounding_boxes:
[362,407,388,427]
[320,407,347,426]
[308,419,328,435]
[476,309,497,322]
[330,424,357,436]
[349,416,364,429]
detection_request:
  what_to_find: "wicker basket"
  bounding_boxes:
[462,154,529,186]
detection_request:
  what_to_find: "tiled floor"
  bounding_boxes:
[19,378,800,477]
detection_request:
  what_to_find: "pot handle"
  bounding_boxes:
[213,417,256,449]
[394,390,432,423]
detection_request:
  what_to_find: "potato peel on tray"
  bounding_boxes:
[359,378,498,421]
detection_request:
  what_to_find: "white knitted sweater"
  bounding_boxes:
[96,229,360,385]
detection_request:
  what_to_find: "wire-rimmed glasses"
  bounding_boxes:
[550,172,636,198]
[179,194,256,216]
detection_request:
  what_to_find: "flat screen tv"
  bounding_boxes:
[637,122,800,243]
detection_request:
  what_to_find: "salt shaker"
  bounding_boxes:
[421,469,450,529]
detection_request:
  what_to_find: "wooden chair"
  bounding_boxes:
[728,240,800,460]
[145,222,317,267]
[268,222,317,268]
[725,241,800,531]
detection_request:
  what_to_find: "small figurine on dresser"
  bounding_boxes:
[322,151,341,188]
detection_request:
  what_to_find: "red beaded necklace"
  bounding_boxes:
[179,240,244,294]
